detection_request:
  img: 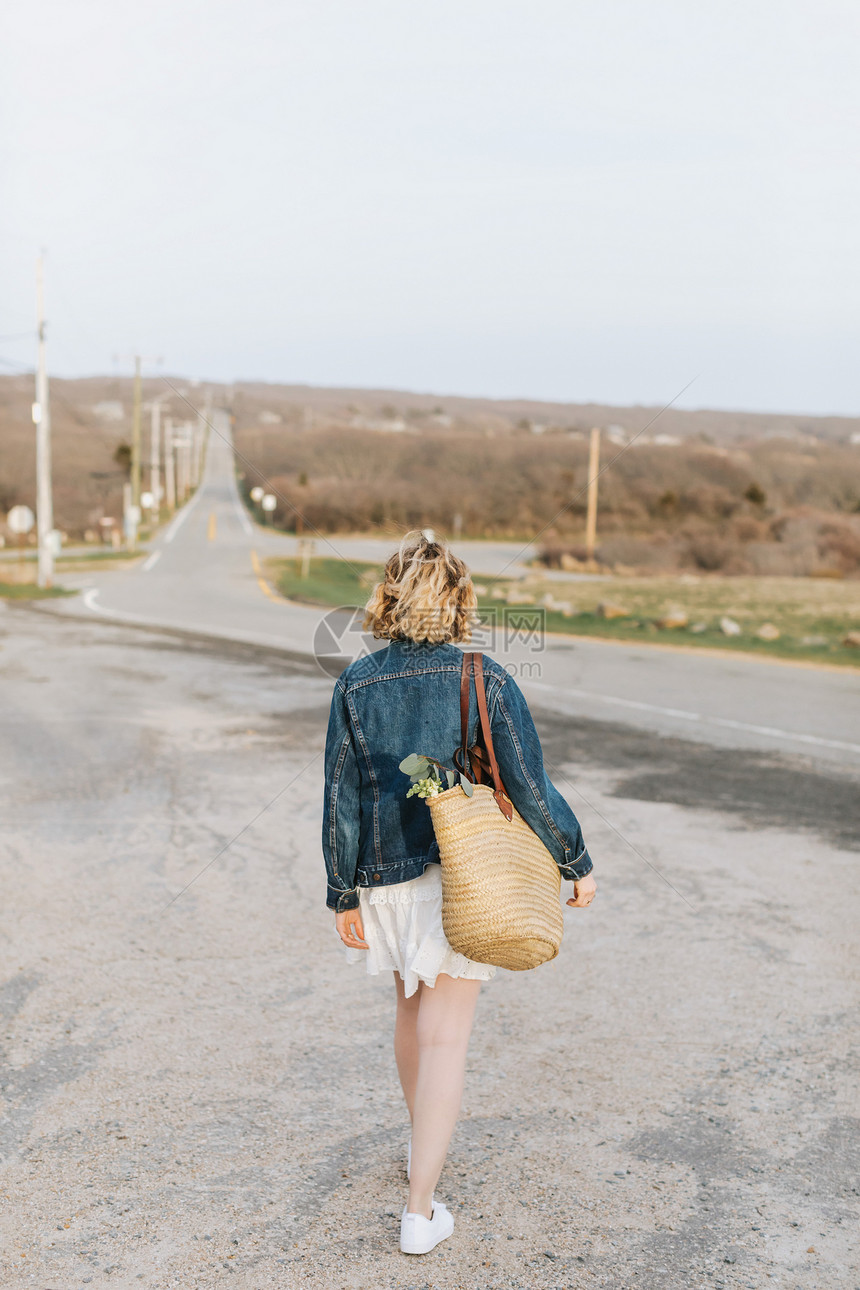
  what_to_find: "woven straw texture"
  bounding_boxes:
[428,783,563,971]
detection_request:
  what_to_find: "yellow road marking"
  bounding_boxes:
[208,511,217,541]
[250,548,283,601]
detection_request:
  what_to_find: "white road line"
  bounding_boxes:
[142,550,161,572]
[75,592,313,652]
[526,679,860,755]
[163,488,204,544]
[82,588,165,626]
[706,713,859,752]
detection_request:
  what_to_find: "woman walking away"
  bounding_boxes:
[322,529,596,1255]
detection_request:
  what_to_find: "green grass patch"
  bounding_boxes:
[0,581,75,600]
[267,558,860,668]
[56,549,143,563]
[269,555,382,608]
[55,551,146,573]
[2,549,145,573]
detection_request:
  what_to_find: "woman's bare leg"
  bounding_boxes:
[407,973,482,1219]
[393,971,422,1120]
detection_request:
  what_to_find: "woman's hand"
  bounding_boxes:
[336,907,369,948]
[566,874,597,908]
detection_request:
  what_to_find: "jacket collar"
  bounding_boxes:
[388,637,450,650]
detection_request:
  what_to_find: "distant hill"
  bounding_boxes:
[229,380,859,444]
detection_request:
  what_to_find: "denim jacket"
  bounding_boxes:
[322,639,593,912]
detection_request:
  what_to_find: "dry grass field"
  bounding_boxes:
[479,569,860,666]
[231,386,860,580]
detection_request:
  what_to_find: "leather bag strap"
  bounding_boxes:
[458,651,513,820]
[457,651,485,783]
[459,651,472,774]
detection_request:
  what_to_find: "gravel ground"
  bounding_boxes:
[0,606,857,1289]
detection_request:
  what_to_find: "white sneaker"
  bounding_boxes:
[400,1200,454,1255]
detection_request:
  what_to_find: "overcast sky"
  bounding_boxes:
[2,0,858,414]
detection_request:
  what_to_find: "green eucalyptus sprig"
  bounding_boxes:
[399,753,474,800]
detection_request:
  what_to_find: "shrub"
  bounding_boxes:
[818,520,860,573]
[732,516,770,542]
[594,535,681,573]
[231,418,860,565]
[538,544,589,568]
[684,535,733,571]
[112,442,131,476]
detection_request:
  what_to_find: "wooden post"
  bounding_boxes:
[300,540,312,579]
[296,538,314,578]
[585,427,600,562]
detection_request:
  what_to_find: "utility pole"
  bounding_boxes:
[174,423,191,502]
[164,416,176,511]
[584,427,601,563]
[192,411,202,487]
[120,353,159,547]
[196,392,212,487]
[148,396,166,520]
[128,357,146,547]
[146,390,174,520]
[34,255,55,589]
[175,426,185,501]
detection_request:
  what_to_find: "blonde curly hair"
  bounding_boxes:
[363,529,479,643]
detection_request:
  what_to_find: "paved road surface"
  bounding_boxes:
[40,410,860,770]
[1,604,857,1289]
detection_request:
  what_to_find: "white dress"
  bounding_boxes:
[335,861,498,998]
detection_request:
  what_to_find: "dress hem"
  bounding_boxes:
[335,864,497,997]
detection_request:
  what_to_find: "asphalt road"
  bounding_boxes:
[0,605,856,1289]
[2,410,857,1288]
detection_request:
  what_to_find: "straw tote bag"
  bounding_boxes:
[426,652,564,970]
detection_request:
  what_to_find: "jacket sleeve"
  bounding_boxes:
[322,679,362,912]
[489,672,593,883]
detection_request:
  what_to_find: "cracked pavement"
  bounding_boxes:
[0,605,857,1289]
